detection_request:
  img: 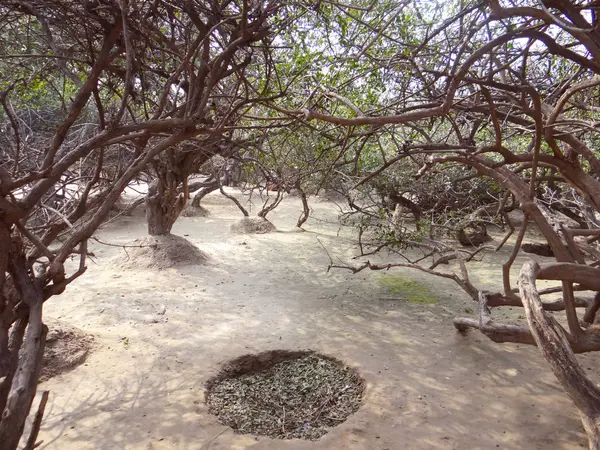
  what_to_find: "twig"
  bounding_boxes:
[199,427,229,449]
[24,390,49,450]
[16,222,54,261]
[42,203,74,228]
[91,236,150,248]
[282,406,286,434]
[495,211,515,251]
[316,236,335,271]
[502,213,528,297]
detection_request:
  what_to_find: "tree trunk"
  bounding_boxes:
[0,223,12,413]
[519,261,600,449]
[24,390,49,450]
[191,180,219,207]
[146,195,174,235]
[296,190,310,228]
[0,319,26,418]
[0,253,48,450]
[146,179,185,236]
[0,318,47,450]
[258,189,283,219]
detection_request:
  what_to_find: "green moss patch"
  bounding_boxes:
[377,274,439,304]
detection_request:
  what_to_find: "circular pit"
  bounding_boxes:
[205,350,364,440]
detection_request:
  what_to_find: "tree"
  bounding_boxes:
[269,1,600,446]
[0,1,283,448]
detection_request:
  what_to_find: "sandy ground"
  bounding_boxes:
[34,189,597,450]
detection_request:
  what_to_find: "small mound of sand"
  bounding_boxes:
[115,234,208,270]
[181,205,210,217]
[41,321,94,382]
[230,217,276,234]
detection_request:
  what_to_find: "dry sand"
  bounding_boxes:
[34,188,597,449]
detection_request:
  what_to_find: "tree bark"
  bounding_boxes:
[146,178,185,236]
[0,254,48,450]
[296,190,310,228]
[219,186,249,217]
[0,318,47,450]
[0,223,12,409]
[519,261,600,449]
[24,390,49,450]
[454,292,537,346]
[0,318,26,418]
[584,293,600,324]
[258,189,283,219]
[191,180,219,207]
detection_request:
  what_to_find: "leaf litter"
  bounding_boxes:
[205,351,364,440]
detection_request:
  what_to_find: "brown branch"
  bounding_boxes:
[23,390,49,450]
[502,213,528,297]
[584,292,600,324]
[453,317,537,346]
[220,186,249,217]
[330,259,478,300]
[0,88,21,176]
[495,210,515,251]
[113,0,134,125]
[42,21,123,170]
[486,291,592,311]
[519,260,600,446]
[538,263,600,291]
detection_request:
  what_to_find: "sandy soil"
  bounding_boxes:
[34,188,597,450]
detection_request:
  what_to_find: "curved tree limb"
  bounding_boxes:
[519,261,600,448]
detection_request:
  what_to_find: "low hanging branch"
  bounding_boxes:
[220,185,249,217]
[519,261,600,448]
[327,258,478,300]
[453,292,537,346]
